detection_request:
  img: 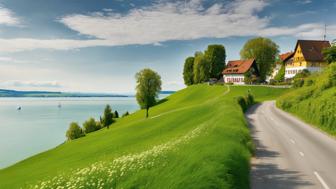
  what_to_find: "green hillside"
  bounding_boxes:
[277,63,336,136]
[0,85,287,189]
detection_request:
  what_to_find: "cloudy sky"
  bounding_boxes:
[0,0,335,93]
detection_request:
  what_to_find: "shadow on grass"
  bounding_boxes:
[156,98,168,106]
[246,104,314,189]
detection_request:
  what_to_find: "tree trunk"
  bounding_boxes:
[146,107,149,118]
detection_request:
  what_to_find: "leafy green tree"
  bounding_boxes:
[83,117,99,134]
[135,68,162,118]
[183,57,195,86]
[240,37,279,81]
[114,110,119,118]
[193,52,210,83]
[102,105,114,129]
[274,64,285,82]
[323,46,336,64]
[204,44,226,78]
[66,122,85,141]
[244,70,252,84]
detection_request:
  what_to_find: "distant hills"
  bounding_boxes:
[0,89,175,97]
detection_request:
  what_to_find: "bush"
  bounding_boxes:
[66,122,85,141]
[237,92,255,112]
[245,92,255,106]
[237,96,247,112]
[122,111,130,117]
[293,79,304,88]
[102,105,115,129]
[114,110,119,118]
[83,118,100,134]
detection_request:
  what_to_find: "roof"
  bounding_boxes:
[295,40,331,62]
[222,59,255,74]
[279,52,294,62]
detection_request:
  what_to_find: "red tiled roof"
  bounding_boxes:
[222,59,255,74]
[295,40,331,62]
[279,52,294,62]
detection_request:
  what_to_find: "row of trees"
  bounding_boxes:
[66,105,129,141]
[183,38,280,85]
[183,44,226,85]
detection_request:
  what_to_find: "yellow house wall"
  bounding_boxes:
[288,44,328,68]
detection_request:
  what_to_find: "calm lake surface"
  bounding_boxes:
[0,97,142,169]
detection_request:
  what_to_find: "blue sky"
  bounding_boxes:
[0,0,335,93]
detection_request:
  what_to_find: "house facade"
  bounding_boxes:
[267,52,294,81]
[285,40,331,79]
[222,59,259,85]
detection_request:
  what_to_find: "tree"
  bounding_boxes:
[183,57,195,86]
[66,122,85,141]
[102,105,114,129]
[323,46,336,64]
[83,117,99,134]
[114,110,119,118]
[135,68,162,118]
[274,64,285,82]
[204,44,226,78]
[240,37,279,81]
[193,52,210,83]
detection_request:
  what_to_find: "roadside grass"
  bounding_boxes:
[0,84,287,189]
[277,63,336,136]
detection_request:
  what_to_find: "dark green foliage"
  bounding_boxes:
[277,63,336,135]
[274,64,285,82]
[244,70,252,84]
[204,44,226,78]
[237,96,247,112]
[114,110,119,118]
[293,69,310,79]
[293,79,304,88]
[240,37,279,81]
[66,122,85,141]
[323,46,336,64]
[83,118,100,134]
[193,52,210,83]
[122,111,129,117]
[102,105,115,128]
[135,68,162,118]
[183,57,195,86]
[237,91,255,112]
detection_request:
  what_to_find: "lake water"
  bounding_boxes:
[0,97,141,169]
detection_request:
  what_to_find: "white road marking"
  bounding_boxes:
[290,139,296,144]
[314,171,330,189]
[299,152,304,157]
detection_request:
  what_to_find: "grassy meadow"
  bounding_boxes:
[277,63,336,136]
[0,84,287,189]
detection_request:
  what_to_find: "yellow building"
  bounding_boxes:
[285,40,331,79]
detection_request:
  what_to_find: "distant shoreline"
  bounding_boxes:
[0,89,175,98]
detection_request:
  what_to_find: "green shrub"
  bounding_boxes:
[83,118,100,134]
[114,110,119,118]
[245,92,255,106]
[293,79,304,88]
[66,122,85,141]
[237,96,247,112]
[122,111,130,117]
[101,105,115,129]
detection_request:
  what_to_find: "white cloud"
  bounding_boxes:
[0,80,62,88]
[0,0,334,52]
[0,6,21,26]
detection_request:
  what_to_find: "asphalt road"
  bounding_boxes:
[247,101,336,189]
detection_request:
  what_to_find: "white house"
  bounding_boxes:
[222,59,259,85]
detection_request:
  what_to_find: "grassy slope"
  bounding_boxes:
[0,85,287,189]
[277,63,336,136]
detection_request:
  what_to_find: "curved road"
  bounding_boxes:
[247,101,336,189]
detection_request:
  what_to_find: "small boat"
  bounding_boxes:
[17,106,21,110]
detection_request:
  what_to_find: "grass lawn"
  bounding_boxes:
[0,84,288,189]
